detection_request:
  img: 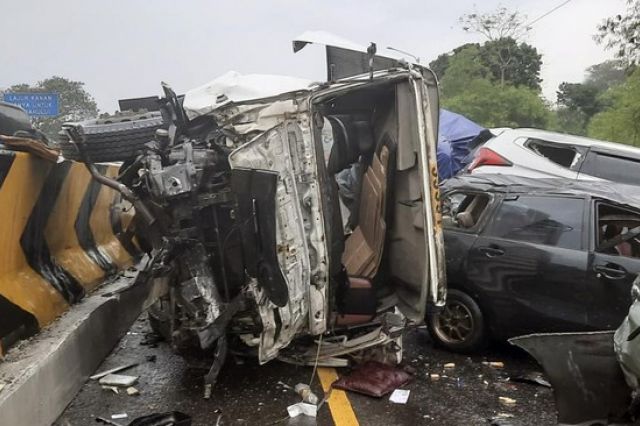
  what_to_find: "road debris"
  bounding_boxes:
[483,361,505,369]
[101,385,119,394]
[95,416,124,426]
[509,372,551,388]
[111,413,128,420]
[127,411,192,426]
[99,374,138,387]
[90,362,139,380]
[443,362,455,369]
[389,389,410,404]
[126,386,140,396]
[0,382,5,393]
[294,383,319,405]
[287,402,317,418]
[429,373,440,381]
[499,396,517,407]
[332,361,412,397]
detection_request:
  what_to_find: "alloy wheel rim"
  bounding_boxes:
[433,300,475,344]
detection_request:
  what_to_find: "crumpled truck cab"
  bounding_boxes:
[65,35,446,389]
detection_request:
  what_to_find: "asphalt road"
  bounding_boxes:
[55,315,557,426]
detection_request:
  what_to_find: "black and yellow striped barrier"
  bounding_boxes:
[0,149,137,356]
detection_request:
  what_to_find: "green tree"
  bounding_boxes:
[554,60,628,135]
[429,39,542,90]
[584,59,627,91]
[595,0,640,64]
[479,37,542,89]
[438,45,490,98]
[439,52,550,128]
[3,76,98,141]
[588,68,640,146]
[429,43,480,80]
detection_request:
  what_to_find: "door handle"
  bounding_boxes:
[478,246,505,258]
[594,264,627,280]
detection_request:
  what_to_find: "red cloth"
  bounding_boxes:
[332,361,411,397]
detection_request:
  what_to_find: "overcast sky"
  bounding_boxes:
[2,0,627,112]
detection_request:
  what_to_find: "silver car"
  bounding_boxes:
[467,128,640,185]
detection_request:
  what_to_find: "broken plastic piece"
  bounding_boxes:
[444,363,455,369]
[294,383,319,405]
[111,413,128,419]
[126,387,140,396]
[389,389,410,404]
[287,402,317,418]
[498,396,517,407]
[509,372,551,388]
[429,373,440,381]
[101,386,119,394]
[99,374,138,387]
[90,362,139,380]
[483,361,505,369]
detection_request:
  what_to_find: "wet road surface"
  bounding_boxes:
[55,316,557,425]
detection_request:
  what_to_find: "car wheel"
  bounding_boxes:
[427,289,486,353]
[58,111,165,163]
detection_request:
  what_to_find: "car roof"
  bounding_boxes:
[442,174,640,210]
[495,128,640,159]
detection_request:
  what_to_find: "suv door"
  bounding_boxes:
[586,200,640,328]
[441,191,493,287]
[466,194,589,337]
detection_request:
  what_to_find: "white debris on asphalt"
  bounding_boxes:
[99,374,138,387]
[287,402,318,418]
[483,361,505,368]
[429,373,440,381]
[499,396,517,407]
[90,362,139,380]
[443,363,455,369]
[101,386,119,394]
[0,383,5,393]
[126,386,139,396]
[389,389,411,404]
[111,413,128,419]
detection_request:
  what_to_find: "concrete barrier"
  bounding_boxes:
[0,149,137,356]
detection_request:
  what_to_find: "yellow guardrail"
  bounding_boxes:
[0,150,137,356]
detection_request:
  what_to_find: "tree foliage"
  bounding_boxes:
[429,39,541,90]
[459,6,530,41]
[588,68,640,146]
[554,60,628,135]
[3,76,98,141]
[480,38,542,89]
[439,49,550,129]
[595,0,640,64]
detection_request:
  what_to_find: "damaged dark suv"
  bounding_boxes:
[63,36,446,391]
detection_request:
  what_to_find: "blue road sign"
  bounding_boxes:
[3,92,59,117]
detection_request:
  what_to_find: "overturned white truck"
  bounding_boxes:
[63,34,446,391]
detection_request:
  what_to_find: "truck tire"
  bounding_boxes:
[58,112,165,162]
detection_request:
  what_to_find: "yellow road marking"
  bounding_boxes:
[317,367,359,426]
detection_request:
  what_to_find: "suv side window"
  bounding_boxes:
[580,151,640,185]
[525,139,583,169]
[484,196,584,250]
[442,192,490,230]
[596,202,640,258]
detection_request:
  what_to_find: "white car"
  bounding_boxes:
[466,128,640,185]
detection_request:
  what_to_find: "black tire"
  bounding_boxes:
[58,112,165,162]
[427,289,486,353]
